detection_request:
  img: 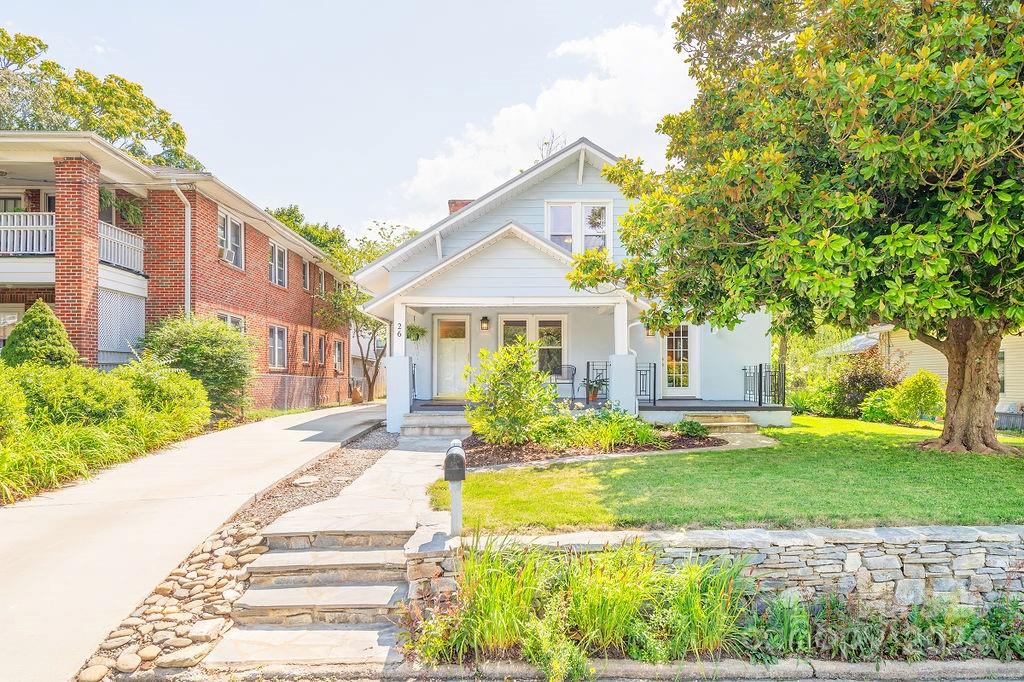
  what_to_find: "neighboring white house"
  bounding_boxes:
[352,138,784,432]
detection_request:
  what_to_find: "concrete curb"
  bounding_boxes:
[159,657,1024,681]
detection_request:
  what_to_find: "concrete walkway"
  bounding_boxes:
[0,403,384,682]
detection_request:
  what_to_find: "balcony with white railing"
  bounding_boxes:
[0,213,144,276]
[98,221,144,274]
[0,212,55,255]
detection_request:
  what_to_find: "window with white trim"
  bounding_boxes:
[318,335,326,364]
[318,268,325,293]
[301,331,311,364]
[544,201,611,254]
[218,211,244,268]
[302,260,310,290]
[0,196,22,212]
[269,241,287,287]
[498,315,567,377]
[268,325,287,369]
[217,312,245,332]
[334,340,344,371]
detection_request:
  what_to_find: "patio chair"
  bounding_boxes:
[549,364,576,400]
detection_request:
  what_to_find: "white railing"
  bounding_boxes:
[99,221,144,274]
[0,212,55,254]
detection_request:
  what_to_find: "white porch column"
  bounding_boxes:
[613,300,628,355]
[392,300,407,357]
[385,355,411,433]
[386,300,411,432]
[609,299,637,414]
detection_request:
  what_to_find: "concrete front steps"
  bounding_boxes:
[211,526,415,669]
[684,412,759,434]
[400,411,471,438]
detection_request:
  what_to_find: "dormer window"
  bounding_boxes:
[544,200,611,254]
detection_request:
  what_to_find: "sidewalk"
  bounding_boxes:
[0,403,384,682]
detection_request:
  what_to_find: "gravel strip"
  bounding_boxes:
[74,427,393,682]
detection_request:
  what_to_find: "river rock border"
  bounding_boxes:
[406,524,1024,612]
[76,520,267,682]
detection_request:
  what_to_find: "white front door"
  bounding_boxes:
[433,316,470,398]
[662,323,700,397]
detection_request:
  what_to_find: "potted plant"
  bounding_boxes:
[406,324,427,342]
[581,376,608,402]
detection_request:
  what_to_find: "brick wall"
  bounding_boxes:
[143,189,187,323]
[22,189,41,212]
[53,156,100,365]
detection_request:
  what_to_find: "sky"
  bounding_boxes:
[5,1,697,234]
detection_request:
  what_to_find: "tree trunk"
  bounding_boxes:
[921,318,1017,454]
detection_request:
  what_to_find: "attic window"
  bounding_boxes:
[545,201,611,254]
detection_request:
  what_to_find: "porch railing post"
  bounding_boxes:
[757,363,764,407]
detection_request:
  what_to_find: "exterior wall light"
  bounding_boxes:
[480,316,490,331]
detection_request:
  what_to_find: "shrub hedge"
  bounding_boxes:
[0,299,79,367]
[0,358,211,505]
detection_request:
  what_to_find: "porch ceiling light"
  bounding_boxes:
[480,316,490,331]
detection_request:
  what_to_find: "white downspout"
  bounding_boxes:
[171,181,193,318]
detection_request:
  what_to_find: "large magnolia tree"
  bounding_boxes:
[570,0,1024,453]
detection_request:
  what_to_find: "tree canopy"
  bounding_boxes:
[0,29,201,169]
[570,0,1024,452]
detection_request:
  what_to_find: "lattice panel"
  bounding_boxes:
[98,288,145,368]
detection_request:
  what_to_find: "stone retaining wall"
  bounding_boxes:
[405,525,1024,612]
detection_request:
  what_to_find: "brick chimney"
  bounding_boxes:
[448,199,473,214]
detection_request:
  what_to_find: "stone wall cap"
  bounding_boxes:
[911,526,982,542]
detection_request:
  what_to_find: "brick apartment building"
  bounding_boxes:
[0,131,350,409]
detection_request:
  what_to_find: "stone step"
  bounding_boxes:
[400,425,472,437]
[264,529,414,551]
[685,413,754,424]
[703,422,760,434]
[248,548,408,587]
[204,624,401,669]
[232,583,408,626]
[400,412,469,427]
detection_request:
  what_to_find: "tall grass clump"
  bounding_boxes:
[562,542,659,655]
[658,556,751,659]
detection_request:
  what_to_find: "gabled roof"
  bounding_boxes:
[362,221,577,316]
[352,137,619,282]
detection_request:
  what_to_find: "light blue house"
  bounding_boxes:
[353,138,789,432]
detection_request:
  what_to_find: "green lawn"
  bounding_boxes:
[430,416,1024,532]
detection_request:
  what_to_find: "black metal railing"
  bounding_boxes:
[636,362,657,406]
[585,361,610,404]
[743,363,785,406]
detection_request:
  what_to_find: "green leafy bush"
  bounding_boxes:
[891,370,945,423]
[787,389,813,415]
[13,363,138,425]
[143,314,256,418]
[859,387,899,423]
[464,340,558,445]
[739,598,812,664]
[0,365,27,441]
[112,354,210,435]
[522,597,590,682]
[674,418,710,438]
[0,299,79,367]
[0,357,212,504]
[970,598,1024,661]
[529,405,664,452]
[804,349,902,418]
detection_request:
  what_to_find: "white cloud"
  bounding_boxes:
[391,7,695,228]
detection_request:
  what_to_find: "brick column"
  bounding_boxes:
[53,156,101,365]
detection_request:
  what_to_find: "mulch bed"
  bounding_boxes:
[462,432,727,467]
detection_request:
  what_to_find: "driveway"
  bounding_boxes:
[0,402,384,682]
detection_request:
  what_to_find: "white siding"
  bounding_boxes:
[883,330,1024,411]
[404,234,592,299]
[388,163,628,289]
